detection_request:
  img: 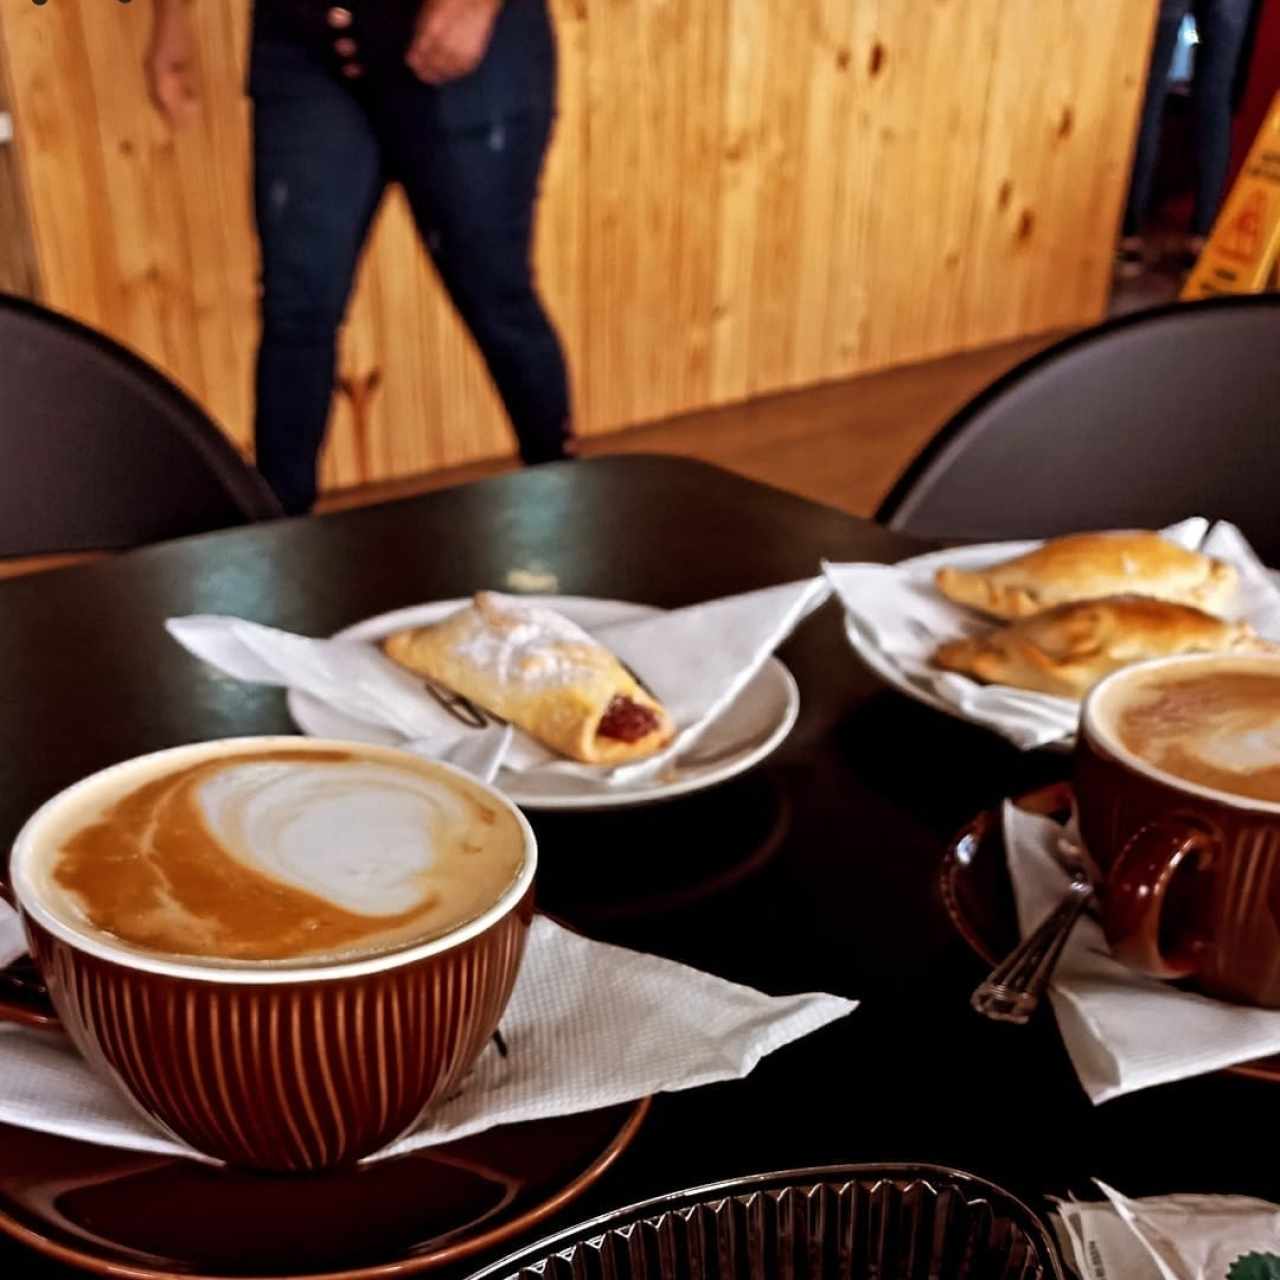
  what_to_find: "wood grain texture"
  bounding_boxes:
[0,17,40,299]
[1,0,1157,491]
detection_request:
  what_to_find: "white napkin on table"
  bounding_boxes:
[1004,802,1280,1103]
[825,519,1280,751]
[0,906,854,1164]
[167,580,829,786]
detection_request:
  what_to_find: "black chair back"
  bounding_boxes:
[0,294,280,557]
[877,296,1280,563]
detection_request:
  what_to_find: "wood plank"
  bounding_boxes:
[961,0,1158,345]
[708,0,769,407]
[0,16,40,299]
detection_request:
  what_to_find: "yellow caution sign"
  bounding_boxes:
[1183,91,1280,298]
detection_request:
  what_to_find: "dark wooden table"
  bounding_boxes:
[2,456,1272,1278]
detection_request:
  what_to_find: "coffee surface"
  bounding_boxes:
[1111,669,1280,803]
[41,748,526,964]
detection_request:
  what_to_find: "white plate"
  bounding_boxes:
[841,523,1280,754]
[288,596,800,811]
[841,540,1076,751]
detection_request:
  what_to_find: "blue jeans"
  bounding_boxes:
[1123,0,1253,238]
[249,2,570,514]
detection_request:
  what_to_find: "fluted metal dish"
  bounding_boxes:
[464,1163,1066,1280]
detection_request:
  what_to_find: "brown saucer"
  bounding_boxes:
[0,1099,649,1280]
[941,782,1280,1085]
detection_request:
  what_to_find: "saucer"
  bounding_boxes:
[0,1099,648,1280]
[940,783,1280,1084]
[287,597,799,812]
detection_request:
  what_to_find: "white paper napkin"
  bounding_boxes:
[167,580,829,786]
[825,519,1280,751]
[1004,802,1280,1103]
[1055,1182,1280,1280]
[0,911,23,969]
[0,907,854,1164]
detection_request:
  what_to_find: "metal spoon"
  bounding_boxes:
[970,835,1094,1024]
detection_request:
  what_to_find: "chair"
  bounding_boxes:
[0,293,281,558]
[876,295,1280,563]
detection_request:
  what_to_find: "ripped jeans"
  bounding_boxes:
[250,30,571,514]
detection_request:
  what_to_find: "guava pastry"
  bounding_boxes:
[383,592,674,764]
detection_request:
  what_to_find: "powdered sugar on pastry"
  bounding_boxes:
[380,593,673,764]
[448,592,612,689]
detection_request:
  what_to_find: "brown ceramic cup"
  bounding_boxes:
[1,737,536,1173]
[1077,654,1280,1007]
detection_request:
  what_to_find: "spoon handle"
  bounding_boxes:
[970,879,1094,1024]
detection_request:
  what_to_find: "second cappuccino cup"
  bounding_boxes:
[4,737,537,1172]
[1077,653,1280,1008]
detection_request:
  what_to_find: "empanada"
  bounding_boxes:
[382,592,674,764]
[935,532,1236,621]
[933,595,1272,699]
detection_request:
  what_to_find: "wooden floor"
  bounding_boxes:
[0,330,1061,580]
[319,330,1063,520]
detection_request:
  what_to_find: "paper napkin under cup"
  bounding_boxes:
[0,911,23,969]
[167,579,830,786]
[0,905,855,1164]
[825,519,1280,751]
[1004,802,1280,1103]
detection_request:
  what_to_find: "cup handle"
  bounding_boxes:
[1103,819,1215,980]
[0,879,60,1030]
[0,957,60,1030]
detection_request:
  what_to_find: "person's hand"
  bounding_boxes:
[145,4,199,128]
[406,0,502,85]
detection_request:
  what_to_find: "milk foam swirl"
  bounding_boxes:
[40,747,528,964]
[1108,663,1280,805]
[198,760,475,916]
[1187,721,1280,774]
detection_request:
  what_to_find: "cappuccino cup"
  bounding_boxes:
[2,737,536,1171]
[1078,653,1280,1007]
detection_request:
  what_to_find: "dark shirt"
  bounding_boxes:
[250,0,555,130]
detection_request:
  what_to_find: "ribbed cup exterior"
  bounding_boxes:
[1078,730,1280,1006]
[466,1169,1062,1280]
[25,889,533,1172]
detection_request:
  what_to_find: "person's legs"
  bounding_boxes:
[1189,0,1253,236]
[384,105,572,466]
[1122,0,1191,238]
[251,39,385,514]
[405,110,571,465]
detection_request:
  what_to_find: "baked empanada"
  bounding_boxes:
[935,531,1236,621]
[382,592,674,764]
[933,595,1272,699]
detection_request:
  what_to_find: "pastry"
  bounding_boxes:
[933,595,1273,700]
[382,592,674,764]
[934,531,1237,621]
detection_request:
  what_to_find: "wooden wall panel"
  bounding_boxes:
[0,16,40,298]
[1,0,1158,494]
[4,0,258,453]
[961,0,1157,345]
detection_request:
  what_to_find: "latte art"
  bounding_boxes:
[197,760,478,917]
[1106,664,1280,804]
[41,747,527,964]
